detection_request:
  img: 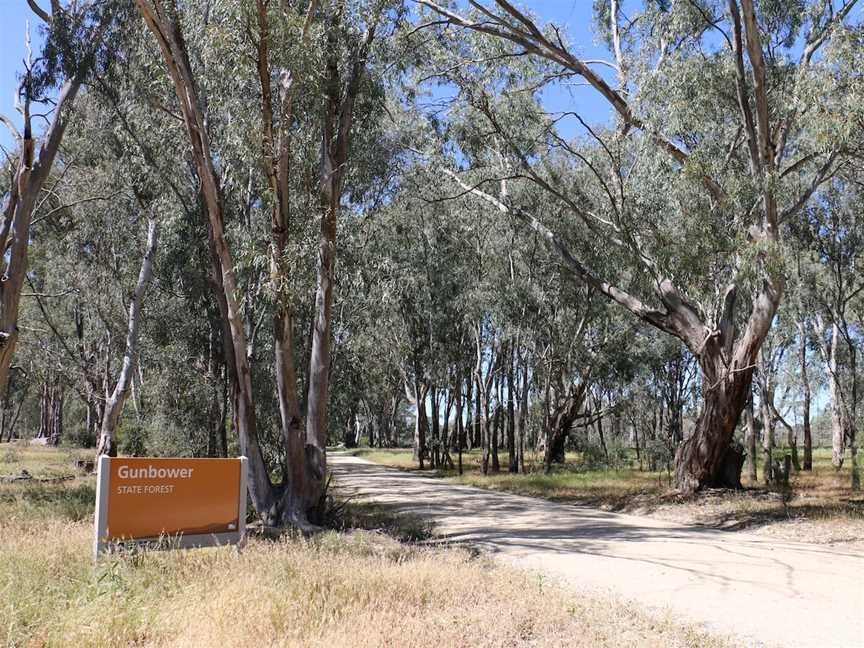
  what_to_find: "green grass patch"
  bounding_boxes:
[0,441,92,479]
[453,467,665,507]
[349,447,668,506]
[340,447,418,469]
[0,480,96,522]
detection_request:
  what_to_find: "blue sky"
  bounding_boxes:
[0,0,617,153]
[0,1,49,155]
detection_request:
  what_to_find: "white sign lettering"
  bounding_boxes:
[117,464,194,479]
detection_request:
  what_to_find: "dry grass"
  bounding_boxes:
[646,450,864,542]
[0,444,730,648]
[0,520,728,648]
[353,446,864,543]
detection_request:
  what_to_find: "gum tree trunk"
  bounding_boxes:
[757,350,776,483]
[430,386,440,468]
[97,219,158,457]
[49,385,63,446]
[478,372,491,474]
[254,0,316,526]
[303,172,337,504]
[491,375,500,472]
[744,396,758,483]
[473,325,497,475]
[136,0,277,523]
[441,388,454,468]
[518,352,528,473]
[827,321,846,468]
[543,379,588,473]
[760,393,775,484]
[407,379,429,468]
[303,3,384,519]
[797,312,814,471]
[507,345,517,473]
[674,347,753,491]
[388,391,401,447]
[812,313,857,483]
[455,376,465,474]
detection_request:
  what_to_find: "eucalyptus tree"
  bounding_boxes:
[532,292,599,471]
[0,366,30,442]
[512,258,617,472]
[755,318,798,480]
[415,0,863,491]
[134,0,400,525]
[252,0,320,516]
[0,1,116,397]
[21,11,242,456]
[791,253,817,471]
[8,82,141,449]
[795,175,862,483]
[609,332,698,470]
[654,340,698,449]
[16,110,170,456]
[351,163,477,466]
[337,241,409,449]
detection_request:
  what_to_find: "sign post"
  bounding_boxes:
[93,456,248,559]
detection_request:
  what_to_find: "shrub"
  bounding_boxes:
[1,447,22,464]
[577,438,630,471]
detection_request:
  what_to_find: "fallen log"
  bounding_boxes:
[1,469,76,483]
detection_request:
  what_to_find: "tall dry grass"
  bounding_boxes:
[1,445,729,647]
[1,517,728,647]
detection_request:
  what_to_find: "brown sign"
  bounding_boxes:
[94,456,247,557]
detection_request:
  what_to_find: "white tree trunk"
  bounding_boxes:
[96,219,158,456]
[828,322,846,468]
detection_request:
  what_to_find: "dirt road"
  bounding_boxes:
[330,454,863,648]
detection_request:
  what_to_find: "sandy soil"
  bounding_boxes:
[331,453,864,648]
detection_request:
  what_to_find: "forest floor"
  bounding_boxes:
[330,453,864,648]
[345,447,864,545]
[0,442,729,647]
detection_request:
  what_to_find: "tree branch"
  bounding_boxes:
[418,0,727,203]
[779,150,840,223]
[441,168,680,339]
[26,0,51,23]
[727,0,760,174]
[0,114,21,142]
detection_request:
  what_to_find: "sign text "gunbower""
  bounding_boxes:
[117,465,195,479]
